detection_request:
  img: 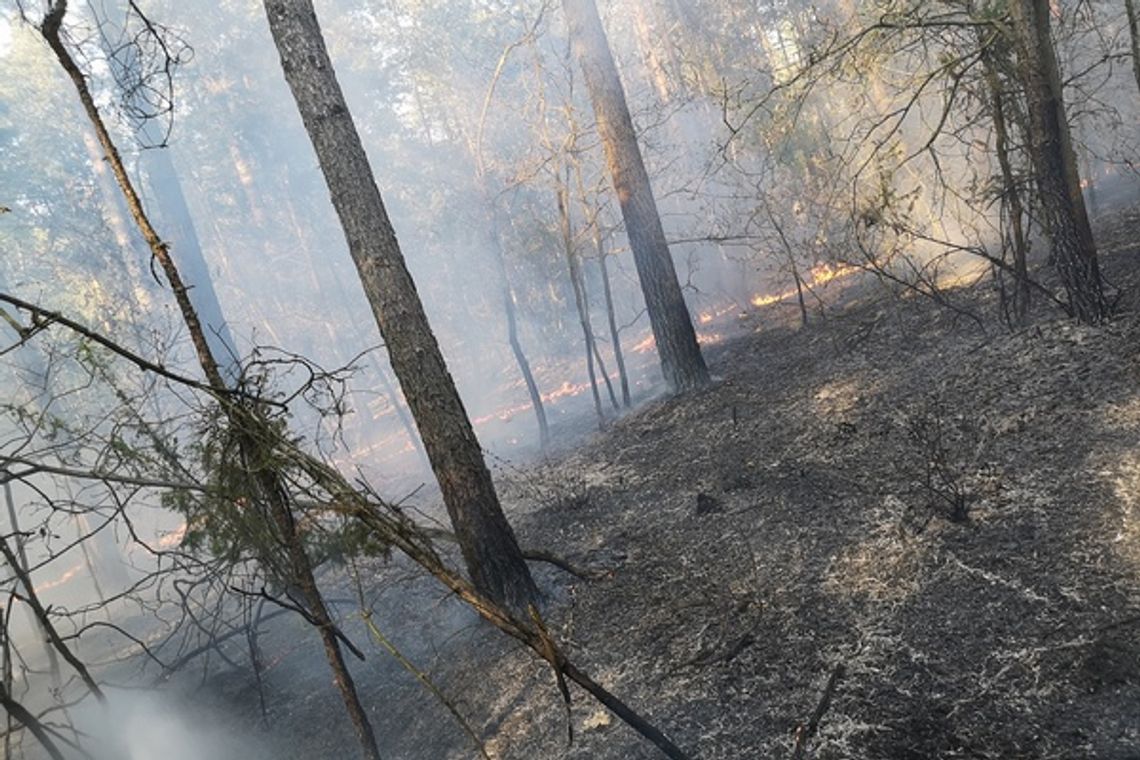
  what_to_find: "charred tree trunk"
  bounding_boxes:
[261,0,539,612]
[563,0,710,393]
[247,444,382,760]
[1009,0,1107,323]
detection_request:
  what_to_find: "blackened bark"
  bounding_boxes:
[562,0,710,393]
[261,0,539,612]
[1009,0,1107,323]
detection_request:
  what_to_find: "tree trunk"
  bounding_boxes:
[563,0,710,393]
[141,142,242,376]
[594,231,632,407]
[591,334,621,412]
[261,0,539,613]
[250,451,382,760]
[556,183,606,426]
[484,195,550,450]
[980,40,1031,323]
[1009,0,1107,323]
[490,231,550,448]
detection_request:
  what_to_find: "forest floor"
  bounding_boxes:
[62,204,1140,760]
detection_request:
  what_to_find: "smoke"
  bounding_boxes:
[73,691,274,760]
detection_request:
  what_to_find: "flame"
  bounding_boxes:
[632,335,656,354]
[471,378,597,426]
[697,332,724,346]
[158,522,189,549]
[751,292,784,307]
[808,263,856,285]
[750,263,858,308]
[34,562,84,594]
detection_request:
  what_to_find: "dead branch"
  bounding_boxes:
[791,663,845,760]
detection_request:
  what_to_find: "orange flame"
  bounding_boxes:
[34,562,84,594]
[750,263,858,308]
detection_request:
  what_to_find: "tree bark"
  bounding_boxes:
[563,0,710,393]
[594,230,632,407]
[1009,0,1107,323]
[490,230,550,449]
[141,141,241,377]
[979,37,1031,323]
[261,0,539,613]
[556,183,606,426]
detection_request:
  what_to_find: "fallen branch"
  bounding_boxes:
[791,663,845,759]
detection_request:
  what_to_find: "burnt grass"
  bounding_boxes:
[147,210,1140,760]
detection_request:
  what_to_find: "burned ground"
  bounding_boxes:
[90,210,1140,760]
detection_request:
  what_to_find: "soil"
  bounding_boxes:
[49,206,1140,760]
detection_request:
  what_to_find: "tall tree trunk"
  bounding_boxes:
[591,335,621,412]
[568,154,631,409]
[489,229,550,448]
[40,7,384,758]
[483,192,549,450]
[556,183,605,426]
[980,41,1031,323]
[261,0,539,612]
[594,231,631,407]
[141,141,242,376]
[1009,0,1107,323]
[563,0,710,393]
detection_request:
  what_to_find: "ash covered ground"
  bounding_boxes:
[43,204,1140,760]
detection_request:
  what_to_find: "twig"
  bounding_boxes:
[361,609,492,760]
[791,663,845,759]
[230,586,365,662]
